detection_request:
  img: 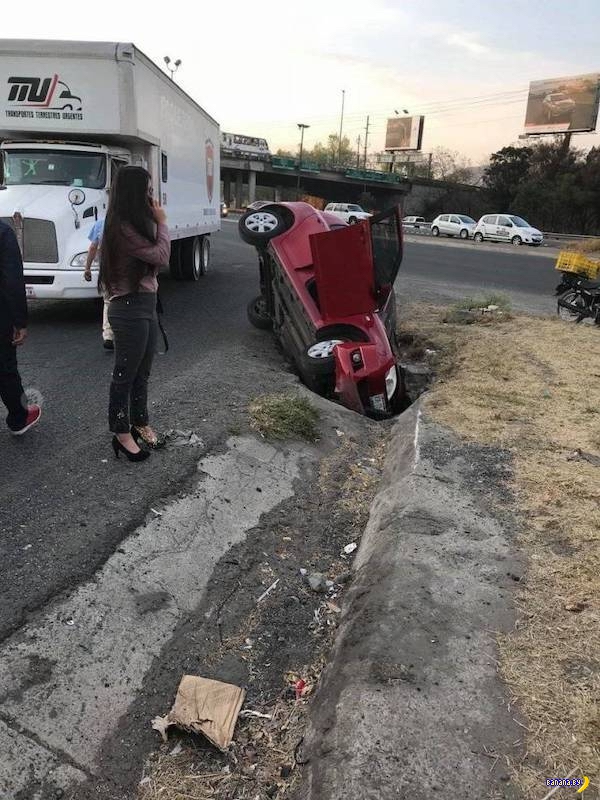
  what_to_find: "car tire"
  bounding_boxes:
[180,236,202,281]
[431,226,440,237]
[511,235,523,247]
[239,206,292,245]
[473,232,484,243]
[298,325,370,395]
[247,295,272,330]
[459,229,469,239]
[348,216,358,224]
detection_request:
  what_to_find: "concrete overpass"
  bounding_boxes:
[220,155,482,216]
[220,156,409,209]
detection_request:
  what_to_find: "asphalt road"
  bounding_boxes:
[0,222,558,642]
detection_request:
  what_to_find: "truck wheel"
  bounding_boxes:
[169,240,182,280]
[239,206,292,245]
[199,236,210,276]
[247,295,272,330]
[180,236,201,281]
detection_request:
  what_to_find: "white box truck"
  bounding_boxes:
[0,40,220,298]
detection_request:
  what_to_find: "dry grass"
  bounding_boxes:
[399,304,600,797]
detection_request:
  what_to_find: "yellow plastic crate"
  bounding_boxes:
[555,250,600,279]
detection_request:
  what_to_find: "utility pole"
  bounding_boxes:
[337,89,345,166]
[363,116,370,170]
[356,135,361,169]
[297,123,310,193]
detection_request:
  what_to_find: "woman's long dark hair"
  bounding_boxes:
[99,166,156,294]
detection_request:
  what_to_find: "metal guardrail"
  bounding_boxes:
[539,231,600,243]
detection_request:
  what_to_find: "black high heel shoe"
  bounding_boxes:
[112,435,151,462]
[131,425,165,450]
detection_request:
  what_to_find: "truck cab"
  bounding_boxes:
[0,141,131,299]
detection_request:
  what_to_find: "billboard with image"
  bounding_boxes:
[385,115,424,151]
[524,73,600,135]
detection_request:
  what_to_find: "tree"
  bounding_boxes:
[306,134,355,168]
[482,146,532,210]
[430,147,473,183]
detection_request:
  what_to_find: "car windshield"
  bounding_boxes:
[348,205,364,212]
[3,149,107,189]
[508,216,530,228]
[458,215,475,224]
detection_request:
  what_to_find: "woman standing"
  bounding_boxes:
[99,166,170,462]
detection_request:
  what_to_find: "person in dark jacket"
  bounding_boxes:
[99,166,170,462]
[0,221,41,435]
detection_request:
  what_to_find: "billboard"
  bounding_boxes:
[524,73,600,135]
[385,115,424,151]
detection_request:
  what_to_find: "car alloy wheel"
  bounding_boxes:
[307,340,345,359]
[511,235,523,246]
[245,211,280,234]
[474,232,484,243]
[431,226,440,237]
[459,229,469,239]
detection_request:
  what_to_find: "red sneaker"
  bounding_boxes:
[10,404,42,436]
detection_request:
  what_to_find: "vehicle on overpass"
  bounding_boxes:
[473,214,543,246]
[237,201,406,418]
[430,214,476,239]
[0,39,220,298]
[221,132,270,161]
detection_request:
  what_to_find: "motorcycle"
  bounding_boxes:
[557,275,600,324]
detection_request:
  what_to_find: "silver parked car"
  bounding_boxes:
[430,214,477,239]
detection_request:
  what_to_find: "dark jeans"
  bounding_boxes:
[0,325,27,431]
[108,293,158,434]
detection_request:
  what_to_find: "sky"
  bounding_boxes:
[2,0,600,165]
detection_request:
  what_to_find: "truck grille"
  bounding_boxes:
[0,217,59,264]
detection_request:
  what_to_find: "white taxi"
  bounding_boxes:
[473,215,543,246]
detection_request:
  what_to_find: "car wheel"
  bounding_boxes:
[511,235,523,247]
[247,295,272,330]
[238,206,291,245]
[431,226,440,237]
[459,228,469,239]
[473,232,484,243]
[348,216,358,224]
[199,236,210,276]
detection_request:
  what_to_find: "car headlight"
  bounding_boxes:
[385,365,398,399]
[70,252,98,268]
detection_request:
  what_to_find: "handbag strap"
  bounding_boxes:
[156,290,169,353]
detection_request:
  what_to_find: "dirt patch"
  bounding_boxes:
[130,433,386,800]
[398,303,600,797]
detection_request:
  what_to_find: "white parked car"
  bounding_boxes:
[430,214,477,240]
[324,203,372,224]
[403,215,427,229]
[473,215,543,246]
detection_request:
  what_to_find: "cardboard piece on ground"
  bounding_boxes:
[152,675,246,751]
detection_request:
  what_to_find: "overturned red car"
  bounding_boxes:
[238,201,406,418]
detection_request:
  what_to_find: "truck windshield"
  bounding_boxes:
[3,150,106,189]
